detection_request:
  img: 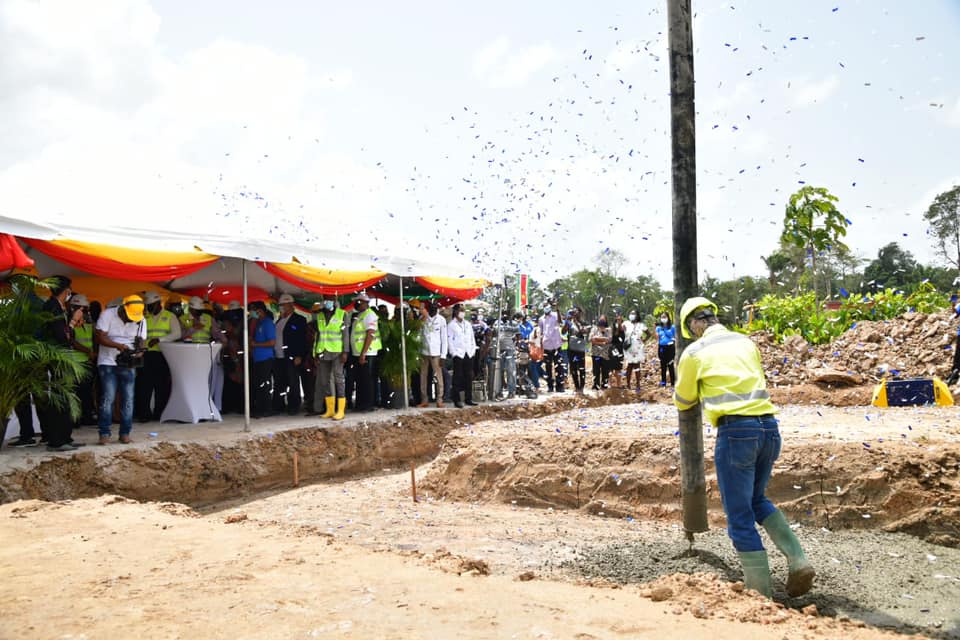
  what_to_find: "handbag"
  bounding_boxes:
[528,341,544,362]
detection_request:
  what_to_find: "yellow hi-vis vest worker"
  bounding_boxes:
[183,313,212,343]
[673,324,776,427]
[74,324,94,350]
[146,310,177,351]
[314,308,346,355]
[351,309,382,356]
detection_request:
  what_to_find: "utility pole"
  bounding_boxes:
[667,0,708,545]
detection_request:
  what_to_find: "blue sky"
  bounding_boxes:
[1,0,958,287]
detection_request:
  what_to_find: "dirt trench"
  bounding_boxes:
[0,393,642,506]
[419,428,960,548]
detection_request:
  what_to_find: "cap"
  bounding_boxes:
[354,293,371,302]
[311,301,323,311]
[106,297,122,309]
[278,293,295,305]
[70,294,89,307]
[227,300,241,311]
[123,295,145,322]
[188,296,205,311]
[143,291,162,305]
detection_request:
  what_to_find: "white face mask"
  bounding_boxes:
[457,311,465,320]
[660,317,669,324]
[628,313,637,321]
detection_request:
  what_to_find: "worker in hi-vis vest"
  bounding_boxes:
[674,296,815,599]
[311,293,350,420]
[349,293,381,413]
[68,293,98,425]
[135,291,181,422]
[181,296,212,343]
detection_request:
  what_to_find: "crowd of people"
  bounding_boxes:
[7,278,684,452]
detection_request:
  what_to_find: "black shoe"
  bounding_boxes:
[8,437,38,448]
[454,401,464,408]
[465,401,478,406]
[46,443,77,452]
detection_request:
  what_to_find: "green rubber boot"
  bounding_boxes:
[762,510,816,597]
[738,550,772,598]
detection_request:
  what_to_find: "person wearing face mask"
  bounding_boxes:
[350,293,381,412]
[656,311,677,387]
[446,303,478,407]
[311,294,350,420]
[181,297,212,343]
[134,291,181,423]
[588,315,613,390]
[563,307,588,394]
[68,294,98,426]
[675,297,814,599]
[247,301,276,418]
[538,299,566,393]
[622,308,651,390]
[417,301,448,408]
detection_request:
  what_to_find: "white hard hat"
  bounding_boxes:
[70,294,89,307]
[106,297,122,309]
[278,293,295,305]
[188,296,206,311]
[227,300,241,311]
[143,291,162,305]
[353,292,371,302]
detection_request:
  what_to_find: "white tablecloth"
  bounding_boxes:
[160,342,223,423]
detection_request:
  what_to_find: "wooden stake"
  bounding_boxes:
[410,461,417,503]
[293,451,300,488]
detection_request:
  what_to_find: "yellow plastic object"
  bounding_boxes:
[933,377,954,406]
[871,379,888,408]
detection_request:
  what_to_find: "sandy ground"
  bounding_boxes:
[2,402,959,638]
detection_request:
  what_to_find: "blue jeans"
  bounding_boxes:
[714,415,781,552]
[98,365,136,437]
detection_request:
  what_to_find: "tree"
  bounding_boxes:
[862,242,920,292]
[593,249,627,277]
[780,186,849,301]
[0,275,86,443]
[761,250,793,290]
[923,185,960,270]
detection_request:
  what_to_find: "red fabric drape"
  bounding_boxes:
[258,262,385,295]
[21,238,218,281]
[178,286,272,305]
[413,276,485,301]
[0,235,34,271]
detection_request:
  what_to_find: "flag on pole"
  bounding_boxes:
[515,274,528,309]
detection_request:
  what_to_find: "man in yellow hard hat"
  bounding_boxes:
[95,294,148,445]
[674,296,815,599]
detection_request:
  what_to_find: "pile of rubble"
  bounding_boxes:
[752,308,958,387]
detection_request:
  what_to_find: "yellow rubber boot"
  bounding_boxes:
[333,397,346,421]
[320,396,335,418]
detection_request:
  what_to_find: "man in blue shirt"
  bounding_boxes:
[248,301,276,418]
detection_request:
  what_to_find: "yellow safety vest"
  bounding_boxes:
[146,310,176,351]
[314,308,346,355]
[184,313,212,343]
[74,324,94,350]
[673,324,777,427]
[351,309,381,355]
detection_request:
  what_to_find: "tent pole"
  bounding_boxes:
[242,259,251,432]
[493,278,504,399]
[399,277,409,410]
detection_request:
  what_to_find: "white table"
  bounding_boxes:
[159,342,223,423]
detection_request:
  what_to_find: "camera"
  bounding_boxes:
[116,337,146,368]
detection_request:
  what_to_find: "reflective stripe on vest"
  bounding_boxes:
[315,308,346,355]
[351,309,382,354]
[146,310,175,351]
[74,324,94,350]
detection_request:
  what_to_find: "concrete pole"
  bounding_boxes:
[667,0,708,539]
[242,259,251,432]
[399,277,409,410]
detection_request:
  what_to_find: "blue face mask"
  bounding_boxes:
[249,310,259,320]
[544,306,552,314]
[323,300,335,311]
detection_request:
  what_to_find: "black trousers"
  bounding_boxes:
[37,403,72,447]
[595,358,612,389]
[345,356,357,408]
[302,365,316,413]
[451,356,473,403]
[76,360,97,423]
[15,397,36,440]
[658,344,677,385]
[543,348,566,391]
[134,351,171,421]
[568,350,586,391]
[251,359,274,417]
[272,357,302,414]
[354,355,376,411]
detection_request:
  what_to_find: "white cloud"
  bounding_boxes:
[472,37,556,89]
[789,75,840,108]
[945,97,960,127]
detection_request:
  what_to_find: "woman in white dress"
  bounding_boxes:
[622,309,651,390]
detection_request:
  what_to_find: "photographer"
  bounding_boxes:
[95,295,148,445]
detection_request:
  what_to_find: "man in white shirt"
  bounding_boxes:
[417,301,448,408]
[95,295,148,445]
[446,303,478,408]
